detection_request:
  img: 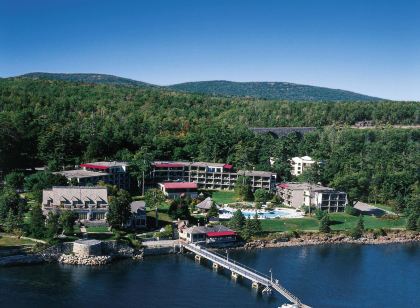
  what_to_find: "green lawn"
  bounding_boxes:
[371,203,395,213]
[0,236,36,257]
[259,213,407,233]
[261,218,319,232]
[0,236,35,248]
[211,190,238,204]
[329,213,406,230]
[85,226,110,233]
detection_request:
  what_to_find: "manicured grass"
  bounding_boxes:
[86,226,110,233]
[329,213,406,230]
[261,218,319,232]
[0,236,35,248]
[211,190,238,204]
[146,209,172,224]
[372,203,395,213]
[259,213,407,233]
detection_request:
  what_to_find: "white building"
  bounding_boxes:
[277,182,348,212]
[42,186,109,221]
[290,156,316,176]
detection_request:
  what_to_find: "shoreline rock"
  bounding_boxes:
[58,254,112,265]
[242,231,420,249]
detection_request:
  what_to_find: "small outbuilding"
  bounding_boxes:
[195,197,219,213]
[73,239,102,257]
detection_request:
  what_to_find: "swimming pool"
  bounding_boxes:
[218,207,304,219]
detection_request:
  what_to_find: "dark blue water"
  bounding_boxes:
[0,244,419,308]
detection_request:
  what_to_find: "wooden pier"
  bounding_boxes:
[182,243,310,307]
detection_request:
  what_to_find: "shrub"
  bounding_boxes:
[315,209,327,220]
[373,228,387,238]
[345,206,359,216]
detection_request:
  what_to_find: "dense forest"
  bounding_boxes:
[168,80,383,101]
[0,77,419,212]
[22,72,381,101]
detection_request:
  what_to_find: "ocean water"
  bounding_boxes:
[0,243,418,308]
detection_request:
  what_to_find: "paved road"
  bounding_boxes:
[142,239,179,248]
[354,201,394,216]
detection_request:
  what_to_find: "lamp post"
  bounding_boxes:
[269,268,272,282]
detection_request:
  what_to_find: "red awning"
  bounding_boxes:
[278,183,288,189]
[163,182,198,189]
[154,163,186,168]
[80,164,109,170]
[223,164,233,169]
[206,231,236,237]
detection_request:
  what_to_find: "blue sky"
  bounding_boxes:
[1,0,419,100]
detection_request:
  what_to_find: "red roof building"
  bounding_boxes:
[158,182,198,199]
[206,231,236,237]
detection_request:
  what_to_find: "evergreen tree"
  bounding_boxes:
[4,171,25,191]
[206,202,219,219]
[107,189,132,229]
[235,176,253,201]
[46,212,60,238]
[319,214,331,233]
[29,204,46,238]
[168,198,191,220]
[241,218,253,241]
[315,209,327,220]
[0,188,20,222]
[4,209,17,233]
[406,212,418,231]
[229,209,246,231]
[357,215,365,231]
[250,212,262,234]
[350,215,365,239]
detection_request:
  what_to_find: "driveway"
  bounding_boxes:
[354,201,394,217]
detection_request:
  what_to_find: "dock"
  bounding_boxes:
[182,243,310,307]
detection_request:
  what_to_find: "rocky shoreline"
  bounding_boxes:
[243,231,420,249]
[0,240,144,267]
[58,254,112,265]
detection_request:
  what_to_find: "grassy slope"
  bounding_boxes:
[260,213,406,232]
[211,191,239,204]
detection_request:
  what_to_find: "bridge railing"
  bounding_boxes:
[184,243,306,307]
[184,243,271,282]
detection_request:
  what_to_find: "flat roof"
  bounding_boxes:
[55,169,109,178]
[278,182,336,192]
[130,201,146,212]
[237,170,276,177]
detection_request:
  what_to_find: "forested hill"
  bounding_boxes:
[168,80,383,101]
[20,72,155,88]
[0,78,419,209]
[18,72,382,101]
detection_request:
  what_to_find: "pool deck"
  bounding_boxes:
[219,206,304,220]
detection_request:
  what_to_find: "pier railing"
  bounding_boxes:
[182,243,309,307]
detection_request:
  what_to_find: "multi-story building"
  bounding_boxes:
[277,182,347,212]
[150,161,277,191]
[56,161,131,190]
[158,182,198,199]
[290,156,315,176]
[42,186,109,221]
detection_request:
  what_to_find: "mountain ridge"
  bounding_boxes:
[15,72,384,101]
